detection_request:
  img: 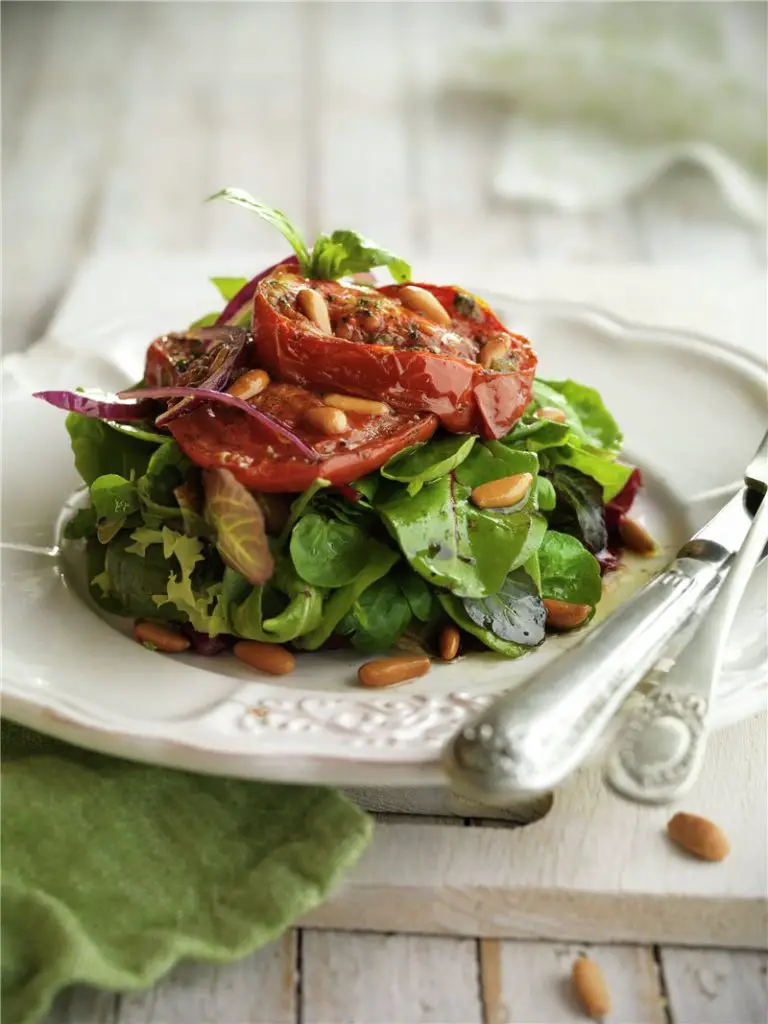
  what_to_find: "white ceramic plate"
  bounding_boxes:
[2,291,766,787]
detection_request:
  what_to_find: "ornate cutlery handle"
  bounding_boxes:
[605,487,768,804]
[442,494,750,805]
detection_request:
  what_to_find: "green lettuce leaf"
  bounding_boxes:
[381,435,477,495]
[310,229,411,283]
[378,475,536,599]
[453,442,538,491]
[536,379,622,451]
[63,506,98,541]
[538,531,602,606]
[189,312,220,329]
[102,533,185,623]
[534,475,557,511]
[262,559,325,640]
[65,413,153,487]
[396,566,437,623]
[210,276,248,301]
[89,474,140,522]
[550,445,633,502]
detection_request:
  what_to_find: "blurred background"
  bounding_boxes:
[3,0,766,354]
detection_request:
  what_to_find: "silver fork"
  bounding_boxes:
[604,432,768,803]
[442,429,768,806]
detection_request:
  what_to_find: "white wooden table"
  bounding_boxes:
[4,3,767,1022]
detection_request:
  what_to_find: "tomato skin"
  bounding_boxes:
[252,274,536,439]
[168,383,438,492]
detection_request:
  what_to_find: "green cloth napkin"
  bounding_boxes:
[1,720,372,1024]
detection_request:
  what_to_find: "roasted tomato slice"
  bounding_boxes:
[144,326,250,387]
[252,272,536,439]
[168,382,438,492]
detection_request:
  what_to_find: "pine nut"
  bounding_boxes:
[478,336,510,369]
[535,406,567,423]
[439,625,460,661]
[667,812,730,861]
[134,621,190,653]
[399,285,452,327]
[358,655,431,688]
[297,288,332,334]
[543,599,591,631]
[304,406,349,435]
[234,640,296,676]
[470,472,533,509]
[227,369,270,401]
[572,957,611,1021]
[619,517,657,556]
[323,393,391,416]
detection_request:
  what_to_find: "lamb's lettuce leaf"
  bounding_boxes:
[290,513,382,588]
[296,545,399,651]
[344,575,413,654]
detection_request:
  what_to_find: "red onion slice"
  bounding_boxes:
[34,389,156,421]
[118,384,319,462]
[154,332,248,426]
[215,256,299,325]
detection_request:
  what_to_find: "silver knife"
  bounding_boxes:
[442,464,762,806]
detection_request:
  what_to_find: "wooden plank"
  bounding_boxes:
[301,931,482,1023]
[661,947,768,1024]
[116,932,296,1024]
[2,2,140,352]
[302,716,767,946]
[480,940,667,1023]
[201,1,309,249]
[310,2,415,252]
[47,988,119,1024]
[402,1,535,260]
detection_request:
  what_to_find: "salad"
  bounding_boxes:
[37,189,652,685]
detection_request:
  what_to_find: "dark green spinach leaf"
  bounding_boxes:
[549,465,607,554]
[538,531,602,606]
[461,569,546,647]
